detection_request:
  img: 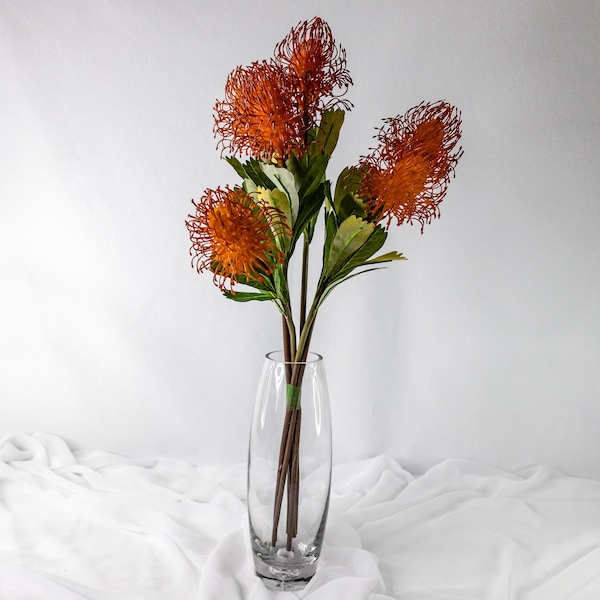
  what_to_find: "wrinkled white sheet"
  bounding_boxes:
[1,433,600,599]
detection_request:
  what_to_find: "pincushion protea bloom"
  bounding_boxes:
[274,17,352,128]
[359,101,463,229]
[213,17,352,161]
[186,186,289,292]
[214,61,304,161]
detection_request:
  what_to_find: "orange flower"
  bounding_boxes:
[359,101,463,229]
[186,187,289,291]
[213,18,352,161]
[214,61,303,161]
[274,17,352,126]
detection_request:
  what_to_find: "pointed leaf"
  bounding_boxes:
[325,215,375,275]
[245,158,278,189]
[231,271,276,294]
[334,166,364,214]
[314,109,345,156]
[364,251,406,264]
[322,210,337,263]
[260,164,299,223]
[336,192,366,223]
[225,157,274,189]
[285,153,304,182]
[330,225,388,281]
[223,290,276,302]
[243,178,258,195]
[298,153,328,200]
[292,184,326,248]
[224,156,248,180]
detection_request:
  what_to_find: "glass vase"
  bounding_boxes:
[247,350,332,591]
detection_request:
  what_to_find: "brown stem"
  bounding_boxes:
[271,321,316,548]
[271,408,293,544]
[299,235,310,334]
[286,456,293,534]
[282,315,293,381]
[271,407,299,546]
[287,409,301,546]
[290,324,315,387]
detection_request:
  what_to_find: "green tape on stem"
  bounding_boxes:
[286,384,302,410]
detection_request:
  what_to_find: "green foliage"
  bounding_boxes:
[260,164,299,223]
[324,215,375,275]
[219,110,407,308]
[363,250,406,265]
[224,157,274,189]
[223,290,276,302]
[312,109,345,157]
[231,271,277,294]
[333,167,367,222]
[298,153,328,200]
[292,184,326,249]
[318,215,406,306]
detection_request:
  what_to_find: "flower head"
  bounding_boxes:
[213,17,352,162]
[213,61,303,161]
[274,17,352,125]
[186,186,289,291]
[358,101,463,229]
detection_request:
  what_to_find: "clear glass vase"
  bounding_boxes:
[247,351,332,591]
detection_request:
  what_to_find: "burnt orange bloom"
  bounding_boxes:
[359,101,463,230]
[213,18,352,161]
[186,187,289,291]
[214,61,303,161]
[274,17,352,126]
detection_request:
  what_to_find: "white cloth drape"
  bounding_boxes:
[1,433,600,599]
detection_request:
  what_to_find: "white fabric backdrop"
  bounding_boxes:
[2,433,600,599]
[1,1,600,475]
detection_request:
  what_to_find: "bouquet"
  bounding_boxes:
[186,17,462,552]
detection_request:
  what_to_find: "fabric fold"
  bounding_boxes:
[2,433,600,599]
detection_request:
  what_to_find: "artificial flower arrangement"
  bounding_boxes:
[186,17,462,560]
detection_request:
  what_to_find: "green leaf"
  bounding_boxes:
[285,153,303,182]
[269,188,293,227]
[333,166,364,214]
[224,157,274,189]
[242,178,257,195]
[330,225,388,281]
[336,192,366,223]
[223,156,248,180]
[249,187,293,253]
[322,210,337,262]
[260,164,299,223]
[325,215,375,275]
[303,212,318,243]
[363,251,406,265]
[231,271,276,294]
[223,290,275,302]
[245,158,277,189]
[292,184,326,249]
[314,109,345,157]
[298,153,328,200]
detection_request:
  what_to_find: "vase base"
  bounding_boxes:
[252,549,317,591]
[256,572,313,591]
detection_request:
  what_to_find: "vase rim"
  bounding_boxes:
[265,350,323,365]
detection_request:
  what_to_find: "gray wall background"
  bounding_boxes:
[1,0,599,476]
